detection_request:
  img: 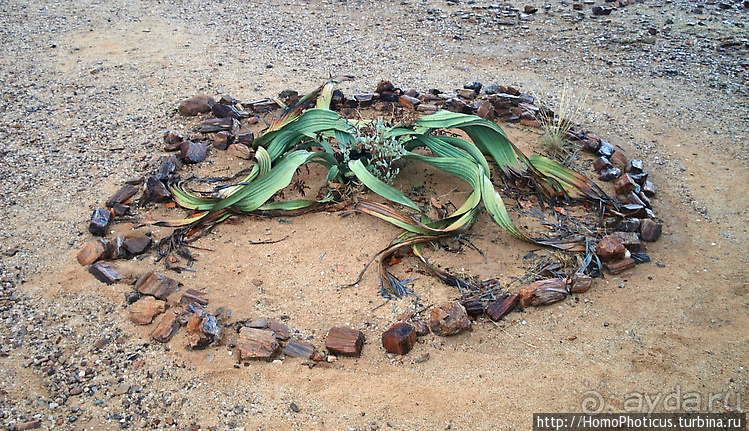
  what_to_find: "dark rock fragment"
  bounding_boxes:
[88,208,112,236]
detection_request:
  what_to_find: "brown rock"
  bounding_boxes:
[123,235,151,255]
[178,95,215,116]
[227,143,252,159]
[376,80,396,93]
[461,300,485,317]
[618,218,641,232]
[151,310,181,343]
[325,327,365,357]
[398,94,420,109]
[106,184,138,208]
[382,322,417,355]
[130,297,166,325]
[457,88,477,99]
[212,131,233,150]
[609,150,628,169]
[283,340,315,359]
[143,176,172,203]
[163,130,183,146]
[269,321,290,341]
[15,421,41,431]
[237,327,280,361]
[640,219,662,242]
[135,269,179,299]
[596,235,627,261]
[570,274,594,293]
[77,239,108,265]
[593,156,613,172]
[88,262,127,285]
[236,132,254,146]
[429,302,472,336]
[476,100,494,120]
[180,141,208,164]
[520,118,541,128]
[614,174,637,195]
[485,294,519,321]
[417,104,439,113]
[518,278,568,308]
[180,288,208,307]
[605,257,635,274]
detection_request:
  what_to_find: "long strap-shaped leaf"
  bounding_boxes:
[528,155,608,202]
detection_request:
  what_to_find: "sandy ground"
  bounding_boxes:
[0,0,747,429]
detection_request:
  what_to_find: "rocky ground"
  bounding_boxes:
[0,0,747,429]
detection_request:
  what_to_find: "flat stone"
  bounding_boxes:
[135,270,179,300]
[486,294,519,321]
[122,235,151,256]
[106,184,138,208]
[283,340,315,359]
[130,297,166,325]
[88,262,127,285]
[640,219,662,242]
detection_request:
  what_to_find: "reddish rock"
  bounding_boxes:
[325,327,365,357]
[382,322,417,355]
[178,95,215,116]
[486,294,519,321]
[130,297,166,325]
[212,131,233,150]
[77,239,108,265]
[429,302,472,336]
[410,318,430,336]
[135,270,179,300]
[606,258,636,274]
[398,94,420,109]
[613,231,642,252]
[238,327,281,361]
[518,278,568,308]
[593,156,613,172]
[88,262,128,285]
[123,235,151,255]
[609,151,628,169]
[640,219,662,242]
[614,174,637,195]
[570,274,594,293]
[151,310,181,343]
[595,235,627,261]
